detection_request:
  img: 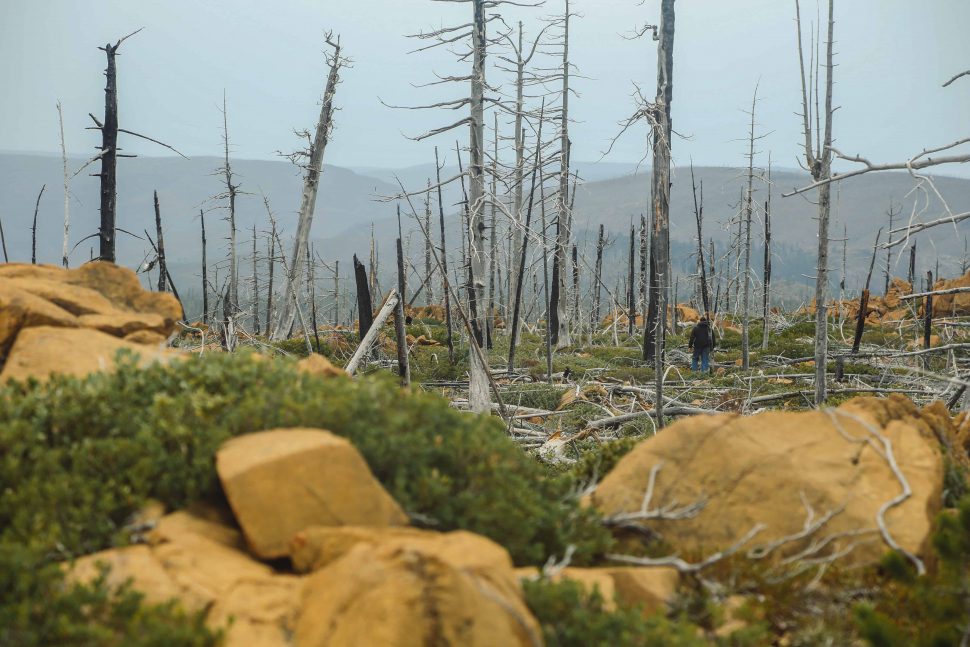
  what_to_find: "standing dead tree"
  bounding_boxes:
[761,159,772,350]
[791,0,836,405]
[690,163,710,316]
[152,190,167,292]
[397,0,540,413]
[552,0,575,349]
[31,185,46,265]
[199,209,209,325]
[640,0,676,427]
[273,34,347,340]
[90,29,185,263]
[740,84,764,370]
[57,101,70,267]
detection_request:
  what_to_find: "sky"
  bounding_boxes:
[1,0,969,176]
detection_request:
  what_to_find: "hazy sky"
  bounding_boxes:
[2,0,969,175]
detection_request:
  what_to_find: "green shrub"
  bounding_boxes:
[0,544,219,647]
[0,351,610,566]
[856,495,970,646]
[523,577,706,647]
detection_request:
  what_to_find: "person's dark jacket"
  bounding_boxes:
[688,320,714,352]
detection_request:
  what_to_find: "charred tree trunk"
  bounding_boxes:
[762,162,772,350]
[97,42,121,262]
[923,270,934,368]
[31,185,45,265]
[435,147,455,364]
[508,104,544,372]
[200,209,209,325]
[354,254,374,340]
[265,219,275,330]
[395,238,411,385]
[593,224,605,328]
[628,225,636,336]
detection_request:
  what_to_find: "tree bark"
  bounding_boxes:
[200,209,209,325]
[646,0,675,428]
[353,254,374,340]
[153,190,167,292]
[31,185,45,265]
[396,238,411,385]
[467,0,490,412]
[57,101,70,268]
[98,42,120,263]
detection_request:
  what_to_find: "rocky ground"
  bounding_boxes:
[2,262,969,646]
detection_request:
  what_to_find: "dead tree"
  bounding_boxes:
[264,201,276,330]
[639,214,648,325]
[31,185,45,265]
[424,181,434,306]
[216,94,240,322]
[923,270,934,368]
[199,209,209,325]
[508,101,545,372]
[852,228,882,353]
[627,224,636,336]
[91,29,184,263]
[741,85,762,370]
[645,0,676,428]
[498,20,548,337]
[252,225,261,335]
[353,254,374,340]
[690,163,710,315]
[57,101,70,267]
[884,202,898,294]
[0,210,8,262]
[435,147,455,364]
[761,160,772,350]
[395,238,411,385]
[152,191,166,291]
[553,0,574,349]
[592,224,606,328]
[793,0,836,405]
[274,34,346,340]
[908,243,917,287]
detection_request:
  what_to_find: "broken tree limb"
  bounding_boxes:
[346,289,399,376]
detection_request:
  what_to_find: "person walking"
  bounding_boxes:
[688,315,714,373]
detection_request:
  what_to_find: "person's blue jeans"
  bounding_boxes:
[691,347,710,372]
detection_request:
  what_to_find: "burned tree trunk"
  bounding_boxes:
[508,103,544,373]
[628,225,636,337]
[923,270,934,368]
[435,147,455,364]
[200,209,209,325]
[593,224,606,328]
[353,254,374,341]
[97,40,121,263]
[762,161,772,350]
[153,191,167,291]
[31,185,45,265]
[395,238,411,385]
[274,35,345,340]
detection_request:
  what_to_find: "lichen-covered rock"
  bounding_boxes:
[216,429,408,559]
[0,262,182,380]
[296,353,346,378]
[296,538,542,647]
[592,395,946,568]
[929,269,970,316]
[0,326,175,383]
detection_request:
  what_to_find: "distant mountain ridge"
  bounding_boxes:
[1,152,968,314]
